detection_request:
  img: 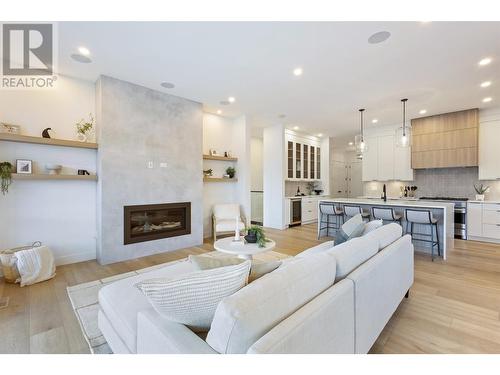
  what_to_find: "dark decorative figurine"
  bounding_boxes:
[42,128,52,138]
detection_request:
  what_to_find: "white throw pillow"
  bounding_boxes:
[135,261,251,331]
[341,214,363,236]
[362,219,383,236]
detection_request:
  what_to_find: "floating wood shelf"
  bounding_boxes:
[0,133,98,149]
[203,177,238,182]
[203,155,237,161]
[11,173,97,181]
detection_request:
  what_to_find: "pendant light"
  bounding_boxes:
[396,98,411,148]
[355,108,368,154]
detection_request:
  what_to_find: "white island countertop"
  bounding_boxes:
[317,197,455,260]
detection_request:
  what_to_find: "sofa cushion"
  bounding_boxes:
[213,204,241,220]
[98,259,196,353]
[135,261,251,332]
[362,219,383,236]
[215,219,245,232]
[327,236,378,281]
[206,252,337,354]
[362,222,402,251]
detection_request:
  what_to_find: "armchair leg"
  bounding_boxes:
[405,290,409,299]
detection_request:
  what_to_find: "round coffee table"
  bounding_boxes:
[213,237,276,260]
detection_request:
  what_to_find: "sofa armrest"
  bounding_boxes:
[137,308,217,354]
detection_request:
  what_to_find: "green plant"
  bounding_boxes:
[76,113,94,135]
[306,181,315,194]
[474,183,489,195]
[247,225,270,248]
[0,162,13,195]
[226,166,236,178]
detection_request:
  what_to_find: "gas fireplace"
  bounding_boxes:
[124,202,191,245]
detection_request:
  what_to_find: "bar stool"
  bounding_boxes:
[318,202,344,239]
[405,209,441,261]
[343,205,370,222]
[372,207,402,225]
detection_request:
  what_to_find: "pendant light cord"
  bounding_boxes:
[359,108,365,141]
[401,98,408,137]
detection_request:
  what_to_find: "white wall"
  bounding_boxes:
[0,75,97,265]
[202,113,251,237]
[250,137,264,223]
[263,124,286,229]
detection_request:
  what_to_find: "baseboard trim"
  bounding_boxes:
[55,251,96,266]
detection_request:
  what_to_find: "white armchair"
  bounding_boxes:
[212,204,246,241]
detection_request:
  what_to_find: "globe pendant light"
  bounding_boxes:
[355,108,368,154]
[396,98,411,148]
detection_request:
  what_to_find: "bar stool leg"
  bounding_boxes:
[435,223,441,257]
[430,223,435,261]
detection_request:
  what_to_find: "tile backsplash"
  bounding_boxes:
[364,167,500,200]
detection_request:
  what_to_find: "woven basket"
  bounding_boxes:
[0,242,41,283]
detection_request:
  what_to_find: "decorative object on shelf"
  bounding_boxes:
[245,225,270,248]
[45,164,62,175]
[75,113,94,142]
[0,162,13,195]
[227,150,232,157]
[306,181,315,195]
[203,168,213,177]
[224,151,228,157]
[0,123,20,135]
[41,127,53,138]
[226,166,236,179]
[396,98,411,148]
[355,108,368,154]
[209,149,218,156]
[474,183,489,201]
[16,159,32,174]
[78,169,90,175]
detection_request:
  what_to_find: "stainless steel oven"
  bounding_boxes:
[290,198,302,226]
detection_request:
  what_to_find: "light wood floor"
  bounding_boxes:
[1,224,500,354]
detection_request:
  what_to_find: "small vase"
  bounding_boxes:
[475,194,485,201]
[76,133,87,142]
[244,232,257,243]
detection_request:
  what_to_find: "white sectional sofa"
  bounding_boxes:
[98,223,413,354]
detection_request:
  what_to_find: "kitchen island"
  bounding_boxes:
[317,198,454,260]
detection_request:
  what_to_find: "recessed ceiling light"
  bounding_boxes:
[293,67,303,76]
[419,109,427,115]
[220,100,230,106]
[479,57,492,66]
[480,81,492,88]
[216,110,222,115]
[372,119,378,124]
[317,133,323,137]
[70,54,92,63]
[160,82,175,89]
[228,96,236,103]
[482,97,493,103]
[293,126,300,130]
[368,31,391,44]
[348,141,354,146]
[78,47,90,56]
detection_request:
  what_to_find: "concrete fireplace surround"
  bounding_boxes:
[96,76,203,264]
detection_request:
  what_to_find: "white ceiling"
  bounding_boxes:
[58,22,500,138]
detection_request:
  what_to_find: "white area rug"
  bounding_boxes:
[66,250,289,354]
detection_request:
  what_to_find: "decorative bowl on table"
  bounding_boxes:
[45,164,62,175]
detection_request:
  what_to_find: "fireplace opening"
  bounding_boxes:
[124,202,191,245]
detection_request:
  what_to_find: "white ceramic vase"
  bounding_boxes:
[76,133,88,142]
[475,194,485,201]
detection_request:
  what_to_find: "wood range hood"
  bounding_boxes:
[411,108,479,169]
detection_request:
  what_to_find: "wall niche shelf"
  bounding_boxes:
[203,177,238,183]
[0,133,98,149]
[202,154,237,162]
[12,173,97,181]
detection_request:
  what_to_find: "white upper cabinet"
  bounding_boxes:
[479,120,500,180]
[362,126,413,182]
[285,131,321,181]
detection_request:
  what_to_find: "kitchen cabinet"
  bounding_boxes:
[285,132,321,181]
[377,135,395,181]
[362,136,378,181]
[302,196,319,223]
[467,201,500,242]
[467,202,483,237]
[478,120,500,180]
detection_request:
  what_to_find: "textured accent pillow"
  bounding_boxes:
[341,213,363,236]
[362,219,383,235]
[135,261,251,331]
[334,222,365,246]
[189,255,281,283]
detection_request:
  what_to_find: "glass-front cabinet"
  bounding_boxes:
[285,132,321,181]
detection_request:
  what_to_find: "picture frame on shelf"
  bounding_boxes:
[209,149,218,156]
[16,159,32,174]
